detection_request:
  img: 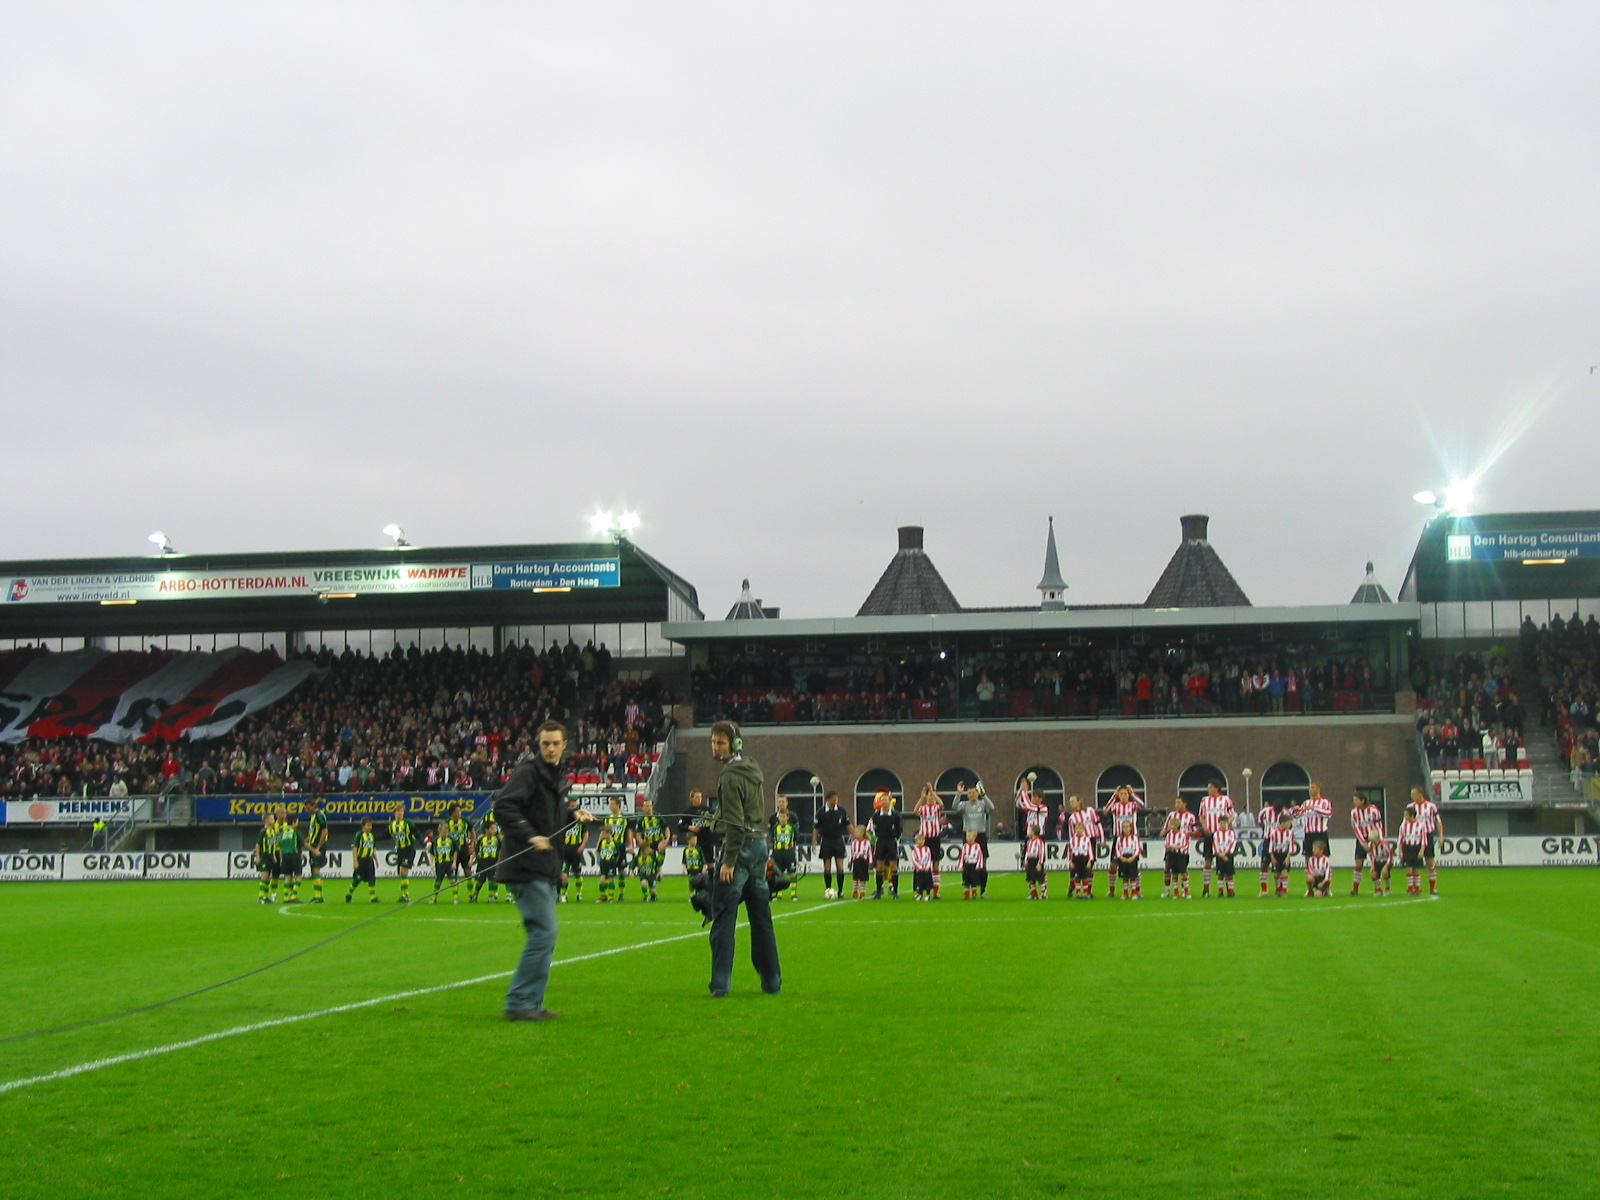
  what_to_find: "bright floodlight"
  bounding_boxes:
[617,510,640,532]
[147,531,175,554]
[589,511,615,536]
[1443,479,1475,513]
[1412,490,1439,506]
[381,523,410,547]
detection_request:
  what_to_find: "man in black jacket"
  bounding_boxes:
[494,720,594,1021]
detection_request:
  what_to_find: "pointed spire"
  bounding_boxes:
[1350,561,1392,604]
[1037,516,1066,611]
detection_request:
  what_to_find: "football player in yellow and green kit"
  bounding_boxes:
[254,810,280,904]
[596,827,625,903]
[683,832,705,880]
[446,805,475,897]
[305,798,329,902]
[431,822,460,904]
[388,802,418,903]
[278,813,305,903]
[345,816,379,903]
[472,815,503,902]
[560,802,588,903]
[770,797,800,902]
[602,797,630,852]
[635,842,663,901]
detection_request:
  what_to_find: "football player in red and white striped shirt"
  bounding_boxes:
[915,783,947,898]
[1196,780,1235,897]
[1064,795,1098,899]
[1349,794,1385,895]
[1398,804,1430,895]
[1411,785,1445,894]
[848,827,874,901]
[1015,779,1049,840]
[1295,782,1334,860]
[1366,833,1393,896]
[1113,821,1143,899]
[1303,849,1332,897]
[1161,800,1199,899]
[1102,786,1145,899]
[1257,800,1279,896]
[1023,831,1049,900]
[959,830,987,899]
[909,835,936,900]
[1211,817,1240,897]
[1266,815,1296,897]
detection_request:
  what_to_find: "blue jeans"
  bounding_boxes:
[709,837,781,995]
[506,878,558,1012]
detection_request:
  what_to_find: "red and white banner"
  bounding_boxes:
[0,649,318,744]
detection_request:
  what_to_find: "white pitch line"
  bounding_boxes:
[805,895,1441,924]
[0,906,821,1096]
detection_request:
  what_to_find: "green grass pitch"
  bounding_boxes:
[2,868,1596,1199]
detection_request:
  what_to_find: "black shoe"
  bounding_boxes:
[708,989,729,999]
[504,1007,561,1022]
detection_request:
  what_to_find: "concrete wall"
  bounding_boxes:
[680,714,1420,835]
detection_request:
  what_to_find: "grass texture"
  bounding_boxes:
[1,868,1596,1199]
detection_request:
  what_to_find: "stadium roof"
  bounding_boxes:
[856,526,962,617]
[0,540,701,639]
[1143,514,1251,608]
[665,601,1418,645]
[1399,510,1600,603]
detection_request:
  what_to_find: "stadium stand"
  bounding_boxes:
[0,642,676,800]
[693,642,1391,726]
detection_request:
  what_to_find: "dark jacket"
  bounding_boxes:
[493,757,568,885]
[714,755,765,864]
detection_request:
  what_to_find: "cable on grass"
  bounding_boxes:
[0,820,584,1047]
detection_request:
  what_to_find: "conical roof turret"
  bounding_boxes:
[857,526,962,616]
[1349,561,1392,604]
[1143,514,1251,608]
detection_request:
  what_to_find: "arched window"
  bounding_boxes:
[1096,764,1147,808]
[855,768,904,827]
[775,769,823,832]
[935,766,981,803]
[1260,761,1311,814]
[1015,766,1065,833]
[1177,763,1228,808]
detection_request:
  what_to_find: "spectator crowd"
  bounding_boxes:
[0,640,675,801]
[694,642,1392,726]
[1525,611,1600,783]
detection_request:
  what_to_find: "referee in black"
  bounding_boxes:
[813,790,850,899]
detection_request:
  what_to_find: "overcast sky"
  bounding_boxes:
[4,3,1598,621]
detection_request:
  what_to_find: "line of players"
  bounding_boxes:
[809,779,1447,903]
[249,798,508,905]
[1018,779,1445,900]
[250,781,1445,907]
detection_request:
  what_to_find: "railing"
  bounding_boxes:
[698,691,1398,727]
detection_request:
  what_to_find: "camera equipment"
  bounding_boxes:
[688,867,715,925]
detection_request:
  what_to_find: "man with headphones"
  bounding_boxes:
[707,720,782,998]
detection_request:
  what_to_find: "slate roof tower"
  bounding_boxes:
[1143,514,1251,608]
[857,526,963,617]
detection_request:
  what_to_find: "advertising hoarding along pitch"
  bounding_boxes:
[5,837,1598,883]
